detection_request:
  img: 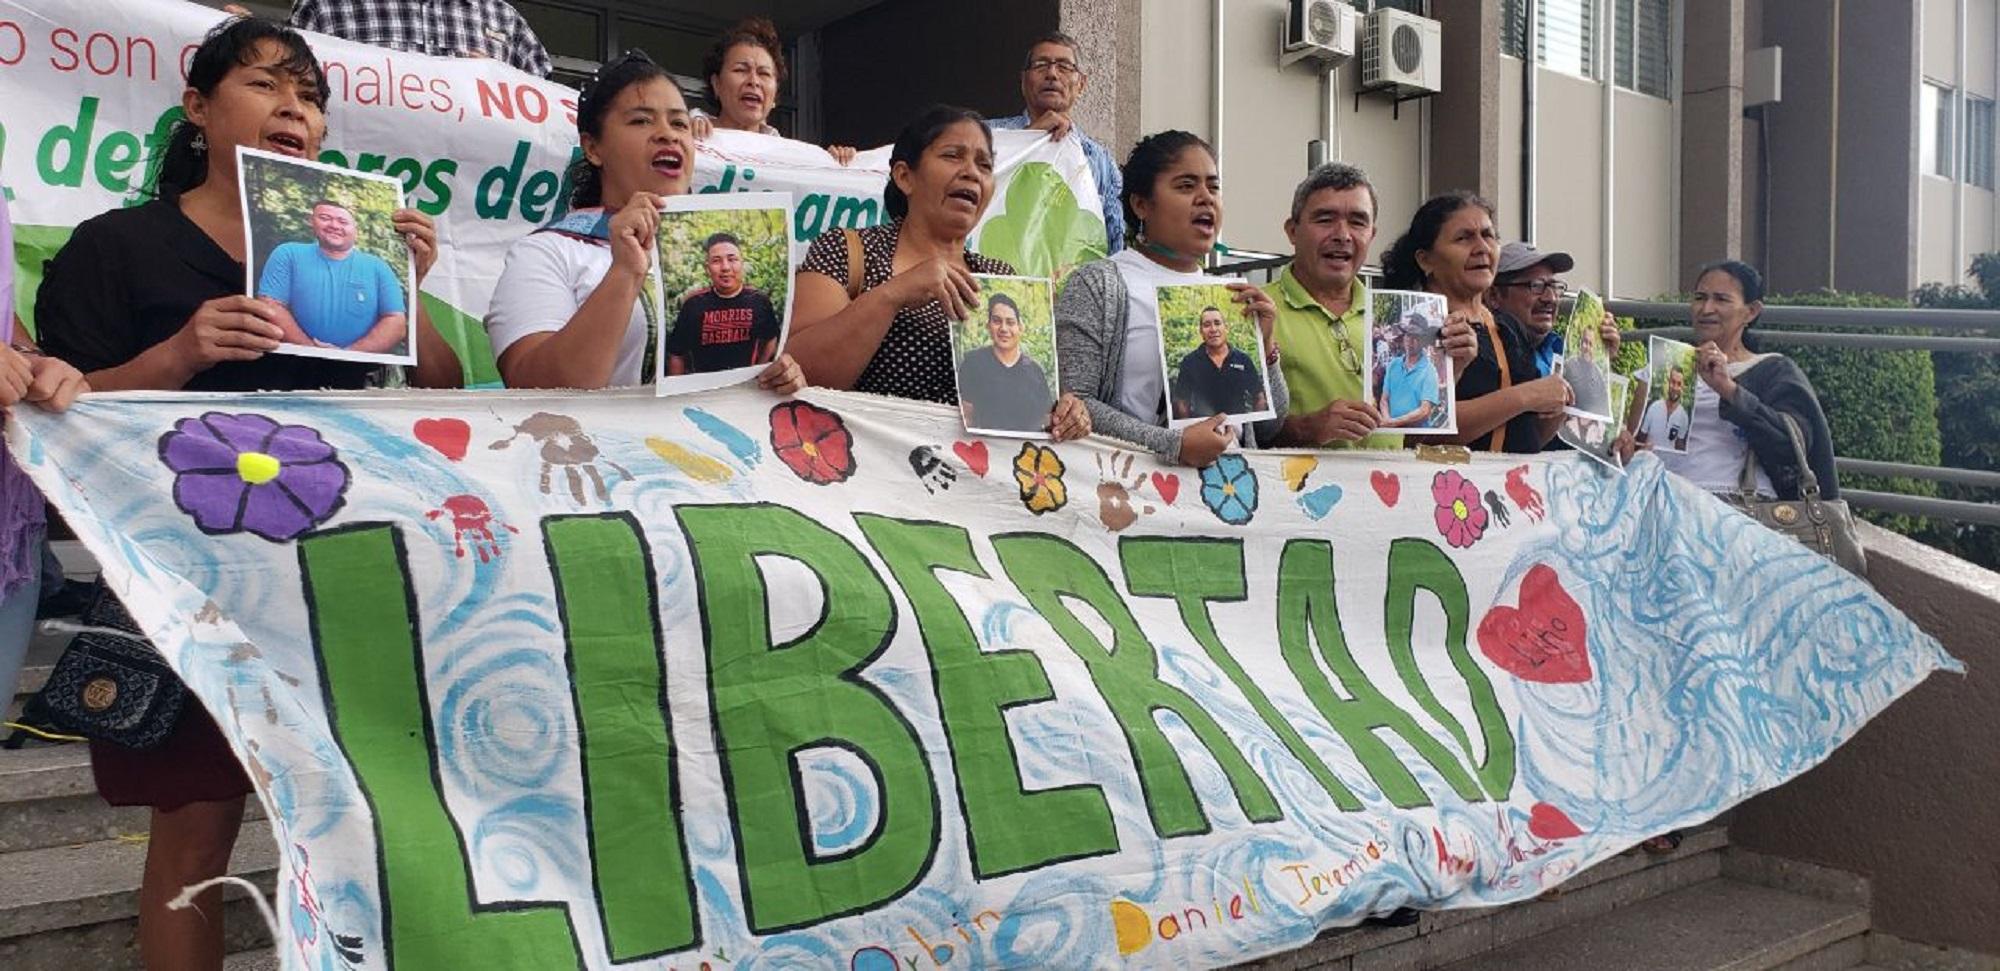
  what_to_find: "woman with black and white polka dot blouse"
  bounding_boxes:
[790,104,1091,440]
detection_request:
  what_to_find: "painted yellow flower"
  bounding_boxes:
[1012,442,1068,515]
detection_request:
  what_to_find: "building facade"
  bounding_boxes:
[219,0,2000,300]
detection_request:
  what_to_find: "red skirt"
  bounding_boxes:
[91,704,252,811]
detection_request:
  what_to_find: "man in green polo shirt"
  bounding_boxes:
[1266,163,1398,449]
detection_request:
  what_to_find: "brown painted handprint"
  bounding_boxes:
[490,412,633,504]
[1095,452,1154,531]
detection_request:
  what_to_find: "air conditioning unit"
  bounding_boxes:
[1280,0,1358,70]
[1361,7,1442,97]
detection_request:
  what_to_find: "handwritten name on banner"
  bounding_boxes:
[0,0,1104,385]
[8,386,1955,970]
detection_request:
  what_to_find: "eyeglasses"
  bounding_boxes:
[1330,320,1363,374]
[1024,57,1081,76]
[1496,279,1570,297]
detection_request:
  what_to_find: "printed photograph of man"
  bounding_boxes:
[1172,305,1268,420]
[956,292,1056,434]
[665,232,782,375]
[1638,362,1693,452]
[1376,312,1445,430]
[258,199,408,354]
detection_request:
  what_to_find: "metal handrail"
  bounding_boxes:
[1630,326,2000,353]
[1844,490,2000,527]
[1836,458,2000,489]
[1606,299,2000,331]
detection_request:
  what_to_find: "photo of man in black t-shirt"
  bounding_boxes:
[665,232,782,374]
[1172,306,1267,419]
[956,292,1055,434]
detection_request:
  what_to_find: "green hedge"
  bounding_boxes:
[1768,291,1941,536]
[1911,253,2000,570]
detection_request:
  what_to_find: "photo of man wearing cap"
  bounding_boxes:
[1462,241,1624,452]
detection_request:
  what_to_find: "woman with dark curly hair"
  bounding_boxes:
[1381,192,1543,451]
[688,17,857,164]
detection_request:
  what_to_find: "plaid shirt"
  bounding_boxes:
[290,0,552,78]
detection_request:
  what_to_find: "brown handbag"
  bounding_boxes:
[1728,413,1868,577]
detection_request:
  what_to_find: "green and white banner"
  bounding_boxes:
[0,0,1106,386]
[7,384,1956,969]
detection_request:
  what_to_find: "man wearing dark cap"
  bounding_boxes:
[1455,242,1624,452]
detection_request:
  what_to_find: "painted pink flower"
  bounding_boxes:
[1431,469,1488,549]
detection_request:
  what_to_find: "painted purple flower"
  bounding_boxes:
[158,413,350,542]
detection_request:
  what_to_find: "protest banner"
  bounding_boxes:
[0,0,1104,385]
[8,385,1956,970]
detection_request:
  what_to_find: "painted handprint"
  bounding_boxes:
[1505,465,1547,522]
[426,494,520,562]
[1095,452,1153,531]
[908,446,960,494]
[1484,490,1513,529]
[490,412,632,504]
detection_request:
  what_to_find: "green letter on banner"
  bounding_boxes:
[676,504,938,932]
[300,524,581,969]
[1385,538,1515,800]
[1275,539,1483,807]
[544,514,697,958]
[1120,536,1364,811]
[992,533,1281,838]
[855,514,1118,877]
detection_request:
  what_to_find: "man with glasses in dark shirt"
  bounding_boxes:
[1473,242,1624,451]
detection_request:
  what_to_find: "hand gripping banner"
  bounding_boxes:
[6,387,1957,970]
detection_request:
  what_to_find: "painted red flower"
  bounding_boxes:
[769,401,856,485]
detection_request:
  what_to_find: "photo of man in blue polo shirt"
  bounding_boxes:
[258,200,408,354]
[1377,313,1444,430]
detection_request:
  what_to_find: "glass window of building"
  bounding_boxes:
[1923,81,1956,179]
[1538,0,1598,79]
[1613,0,1673,98]
[1966,95,1996,190]
[1500,0,1599,81]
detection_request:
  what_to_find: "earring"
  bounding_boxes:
[190,133,207,154]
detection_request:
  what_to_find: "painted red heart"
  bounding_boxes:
[414,418,471,462]
[952,440,989,477]
[1150,471,1180,505]
[1477,564,1591,684]
[1528,802,1584,841]
[1370,470,1400,507]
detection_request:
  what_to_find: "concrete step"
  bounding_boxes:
[0,744,148,854]
[1433,879,1869,971]
[1239,826,1731,970]
[225,947,280,971]
[0,833,278,971]
[0,740,268,855]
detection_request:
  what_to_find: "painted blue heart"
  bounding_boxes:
[1299,484,1344,520]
